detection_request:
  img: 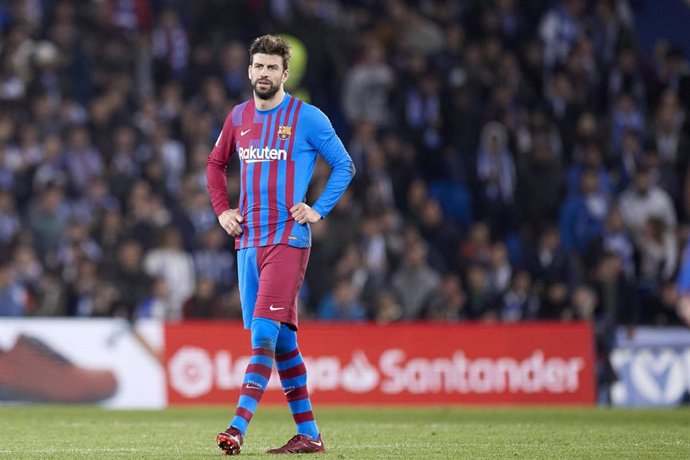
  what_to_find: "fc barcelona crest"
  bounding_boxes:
[277,125,292,140]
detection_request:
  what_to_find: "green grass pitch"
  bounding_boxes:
[1,405,689,458]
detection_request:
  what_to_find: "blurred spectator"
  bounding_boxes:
[650,281,684,326]
[476,121,516,235]
[487,242,512,296]
[516,125,564,230]
[0,262,28,316]
[464,264,496,320]
[64,126,104,196]
[417,198,461,272]
[593,251,638,324]
[0,189,19,248]
[613,129,642,193]
[359,216,388,286]
[404,72,443,155]
[653,93,689,173]
[143,226,195,320]
[150,123,184,195]
[332,243,372,310]
[611,93,645,150]
[183,277,223,319]
[591,0,633,69]
[219,41,249,100]
[677,235,690,298]
[618,167,677,244]
[597,208,635,278]
[539,0,586,70]
[459,221,493,269]
[609,47,645,105]
[539,280,571,320]
[57,220,102,282]
[399,9,444,56]
[28,185,68,266]
[566,141,612,198]
[424,274,467,321]
[317,277,366,321]
[639,216,678,324]
[500,270,538,321]
[136,276,174,320]
[571,283,599,321]
[64,259,101,317]
[110,239,153,319]
[12,243,42,294]
[392,237,440,319]
[342,39,394,127]
[152,7,188,83]
[193,227,235,292]
[560,168,610,254]
[32,134,67,191]
[373,290,402,324]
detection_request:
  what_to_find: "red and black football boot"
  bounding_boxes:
[217,427,244,455]
[267,434,325,454]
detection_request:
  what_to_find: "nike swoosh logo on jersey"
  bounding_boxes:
[240,129,252,136]
[310,440,322,447]
[269,305,285,311]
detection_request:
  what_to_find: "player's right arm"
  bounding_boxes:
[206,112,244,236]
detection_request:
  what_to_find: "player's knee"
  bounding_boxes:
[276,324,298,354]
[250,317,281,351]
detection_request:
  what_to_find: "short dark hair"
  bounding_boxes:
[249,35,291,70]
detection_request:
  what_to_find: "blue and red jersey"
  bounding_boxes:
[206,94,355,250]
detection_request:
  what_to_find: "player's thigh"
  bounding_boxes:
[257,245,310,306]
[236,247,259,329]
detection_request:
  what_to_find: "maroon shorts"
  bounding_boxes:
[237,244,310,330]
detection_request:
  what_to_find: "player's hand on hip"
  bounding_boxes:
[218,209,244,236]
[290,203,321,225]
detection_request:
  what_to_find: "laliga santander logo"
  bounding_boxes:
[341,351,380,393]
[167,347,380,397]
[168,347,214,398]
[168,346,586,399]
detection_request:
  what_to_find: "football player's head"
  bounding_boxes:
[248,35,291,100]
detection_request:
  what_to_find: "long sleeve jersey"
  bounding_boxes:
[206,94,355,249]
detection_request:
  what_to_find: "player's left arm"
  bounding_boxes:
[292,107,356,224]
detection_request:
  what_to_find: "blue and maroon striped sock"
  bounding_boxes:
[230,318,280,435]
[275,325,319,439]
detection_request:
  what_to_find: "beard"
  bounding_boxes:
[252,79,280,100]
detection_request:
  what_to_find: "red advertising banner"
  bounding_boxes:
[164,322,596,405]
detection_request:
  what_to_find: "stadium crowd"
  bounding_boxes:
[1,0,690,342]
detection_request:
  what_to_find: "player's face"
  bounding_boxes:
[249,53,289,100]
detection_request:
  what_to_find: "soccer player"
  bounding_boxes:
[206,35,355,455]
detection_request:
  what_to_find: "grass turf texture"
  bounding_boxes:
[1,406,689,459]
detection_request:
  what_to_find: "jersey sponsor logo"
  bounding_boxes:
[238,146,288,163]
[277,125,292,140]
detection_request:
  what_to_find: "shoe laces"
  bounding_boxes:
[286,434,308,445]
